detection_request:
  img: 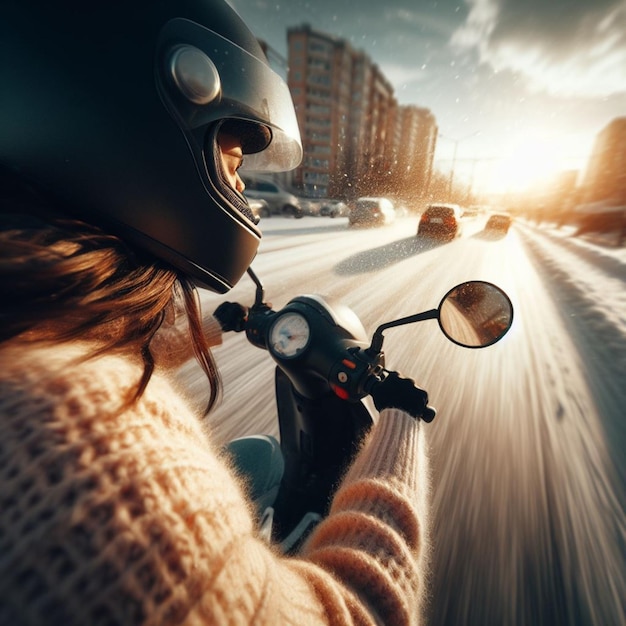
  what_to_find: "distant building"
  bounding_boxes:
[392,106,438,205]
[287,25,364,198]
[580,117,626,207]
[286,24,437,200]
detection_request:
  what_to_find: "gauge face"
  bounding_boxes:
[269,312,310,358]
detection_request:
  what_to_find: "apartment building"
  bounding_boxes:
[287,24,437,202]
[394,106,438,201]
[580,117,626,207]
[287,25,354,197]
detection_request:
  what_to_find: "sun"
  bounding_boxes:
[481,128,594,195]
[493,136,564,193]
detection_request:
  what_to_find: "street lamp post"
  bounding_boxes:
[439,131,480,198]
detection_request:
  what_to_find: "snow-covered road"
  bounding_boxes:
[178,216,625,625]
[517,222,626,482]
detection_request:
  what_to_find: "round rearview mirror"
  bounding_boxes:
[438,281,513,348]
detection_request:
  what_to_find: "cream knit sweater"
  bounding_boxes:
[0,314,429,625]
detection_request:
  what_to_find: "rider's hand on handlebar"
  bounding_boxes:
[214,301,248,333]
[370,371,436,422]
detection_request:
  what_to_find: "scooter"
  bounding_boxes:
[217,269,513,552]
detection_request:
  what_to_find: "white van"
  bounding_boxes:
[242,176,303,218]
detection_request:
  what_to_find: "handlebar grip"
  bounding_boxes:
[370,371,436,422]
[214,301,248,333]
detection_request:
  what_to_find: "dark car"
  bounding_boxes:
[484,212,513,234]
[348,197,395,227]
[417,203,463,240]
[320,199,349,217]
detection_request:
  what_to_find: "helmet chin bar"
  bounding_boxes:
[109,215,258,293]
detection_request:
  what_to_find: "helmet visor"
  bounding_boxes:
[158,18,302,173]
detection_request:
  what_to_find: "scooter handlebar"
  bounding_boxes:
[214,301,249,333]
[215,299,435,421]
[367,371,437,422]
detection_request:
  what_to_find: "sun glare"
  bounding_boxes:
[483,131,592,194]
[494,137,563,192]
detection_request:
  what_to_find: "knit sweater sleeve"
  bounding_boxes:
[298,409,429,624]
[0,345,427,626]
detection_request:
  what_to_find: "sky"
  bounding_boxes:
[229,0,626,195]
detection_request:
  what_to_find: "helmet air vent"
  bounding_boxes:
[169,45,221,105]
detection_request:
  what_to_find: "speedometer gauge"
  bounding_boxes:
[269,312,310,358]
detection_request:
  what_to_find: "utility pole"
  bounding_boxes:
[439,131,481,198]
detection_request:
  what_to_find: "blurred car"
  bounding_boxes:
[248,198,271,221]
[320,199,349,217]
[417,203,463,240]
[484,212,513,234]
[242,175,303,218]
[348,197,396,227]
[391,200,411,217]
[461,205,481,219]
[299,198,322,216]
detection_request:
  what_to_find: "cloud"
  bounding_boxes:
[451,0,626,98]
[382,62,430,90]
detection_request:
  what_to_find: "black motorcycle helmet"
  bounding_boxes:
[0,0,302,292]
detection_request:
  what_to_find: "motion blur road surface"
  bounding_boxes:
[178,215,625,626]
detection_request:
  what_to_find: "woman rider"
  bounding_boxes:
[0,1,431,623]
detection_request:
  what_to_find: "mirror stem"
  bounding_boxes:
[247,267,265,306]
[367,309,439,355]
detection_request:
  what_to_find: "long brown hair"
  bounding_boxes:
[0,190,221,411]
